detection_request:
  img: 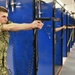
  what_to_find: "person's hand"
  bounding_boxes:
[63,25,66,29]
[31,20,43,29]
[73,26,75,28]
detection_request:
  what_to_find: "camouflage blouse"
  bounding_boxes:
[0,22,10,75]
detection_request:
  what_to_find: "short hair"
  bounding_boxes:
[0,6,8,13]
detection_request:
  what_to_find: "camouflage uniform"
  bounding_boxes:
[0,22,11,75]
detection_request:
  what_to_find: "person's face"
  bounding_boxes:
[0,12,8,24]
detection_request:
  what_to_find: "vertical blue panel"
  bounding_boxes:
[67,29,70,52]
[70,30,72,48]
[69,16,73,49]
[0,0,6,7]
[55,8,62,65]
[71,18,75,45]
[37,2,53,75]
[63,13,67,57]
[68,15,72,50]
[67,14,70,52]
[8,0,34,75]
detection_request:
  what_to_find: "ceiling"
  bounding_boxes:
[58,0,75,13]
[42,0,75,13]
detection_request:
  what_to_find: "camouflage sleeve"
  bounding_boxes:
[0,21,12,32]
[0,23,2,33]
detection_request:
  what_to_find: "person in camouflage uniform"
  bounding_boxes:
[0,22,9,75]
[0,6,43,75]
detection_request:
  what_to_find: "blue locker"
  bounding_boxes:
[66,14,70,52]
[63,13,67,57]
[37,2,54,75]
[9,0,34,75]
[55,8,62,65]
[68,15,72,50]
[69,17,73,49]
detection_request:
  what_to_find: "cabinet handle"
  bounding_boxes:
[11,0,15,12]
[6,0,8,8]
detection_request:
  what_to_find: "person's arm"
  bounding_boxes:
[67,26,74,29]
[55,25,66,32]
[2,20,43,31]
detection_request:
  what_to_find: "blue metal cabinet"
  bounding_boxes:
[37,2,54,75]
[63,13,67,57]
[2,0,34,75]
[55,8,62,65]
